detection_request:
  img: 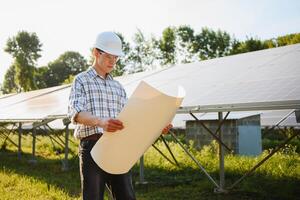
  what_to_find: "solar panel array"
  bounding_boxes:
[0,44,299,124]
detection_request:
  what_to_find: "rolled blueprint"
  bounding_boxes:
[91,81,185,174]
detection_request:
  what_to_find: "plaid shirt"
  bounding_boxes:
[68,67,127,139]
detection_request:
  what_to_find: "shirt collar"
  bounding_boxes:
[88,66,113,80]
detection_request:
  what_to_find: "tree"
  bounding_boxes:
[45,51,88,87]
[4,31,42,91]
[63,75,75,85]
[176,25,197,63]
[192,27,232,60]
[263,39,277,49]
[277,33,300,46]
[229,39,242,55]
[290,33,300,44]
[111,33,131,77]
[127,29,158,73]
[230,37,268,54]
[34,66,49,89]
[158,27,177,65]
[2,65,18,94]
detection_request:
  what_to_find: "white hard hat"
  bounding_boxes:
[93,31,124,56]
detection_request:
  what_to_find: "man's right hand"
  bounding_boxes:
[75,112,124,132]
[98,118,124,132]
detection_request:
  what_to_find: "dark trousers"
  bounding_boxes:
[79,138,136,200]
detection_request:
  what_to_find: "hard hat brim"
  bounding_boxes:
[94,45,124,57]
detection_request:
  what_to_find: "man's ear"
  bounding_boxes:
[92,48,98,57]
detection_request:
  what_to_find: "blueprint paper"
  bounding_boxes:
[91,81,185,174]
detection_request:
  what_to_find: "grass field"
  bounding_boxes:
[0,134,299,200]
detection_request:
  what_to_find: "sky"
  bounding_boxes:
[1,0,300,84]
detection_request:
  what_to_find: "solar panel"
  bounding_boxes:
[117,44,300,111]
[0,84,69,110]
[0,85,70,121]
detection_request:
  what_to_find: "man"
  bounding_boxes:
[68,31,172,200]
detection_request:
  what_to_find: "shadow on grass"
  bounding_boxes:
[1,149,299,200]
[0,149,81,198]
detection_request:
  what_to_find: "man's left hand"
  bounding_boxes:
[162,124,173,134]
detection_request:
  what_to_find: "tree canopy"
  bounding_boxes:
[4,31,42,92]
[2,28,300,94]
[36,51,88,88]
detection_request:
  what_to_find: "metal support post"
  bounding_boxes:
[62,123,69,171]
[137,155,147,184]
[18,122,22,160]
[29,128,37,164]
[295,109,300,123]
[215,112,226,193]
[32,128,36,157]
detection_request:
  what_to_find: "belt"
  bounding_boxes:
[81,134,102,141]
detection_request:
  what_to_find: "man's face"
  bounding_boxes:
[96,49,119,74]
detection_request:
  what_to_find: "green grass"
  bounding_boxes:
[0,134,299,200]
[263,138,300,153]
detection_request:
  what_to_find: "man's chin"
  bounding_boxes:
[106,67,114,74]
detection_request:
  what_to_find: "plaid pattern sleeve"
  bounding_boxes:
[68,67,127,139]
[68,76,86,124]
